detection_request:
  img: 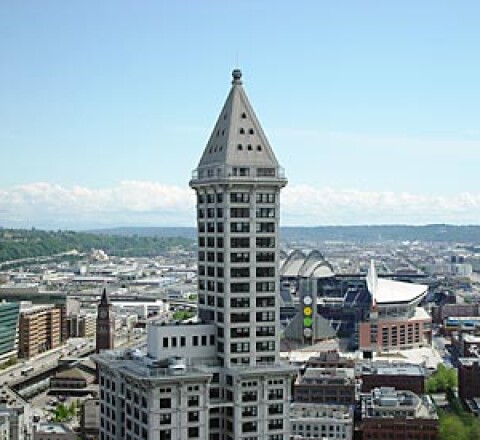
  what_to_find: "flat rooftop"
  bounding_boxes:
[36,423,72,433]
[360,362,425,376]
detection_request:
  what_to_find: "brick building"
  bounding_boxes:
[294,367,356,405]
[458,358,480,415]
[358,362,425,395]
[19,303,61,358]
[359,387,438,440]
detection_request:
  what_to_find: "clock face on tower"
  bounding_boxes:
[99,310,108,319]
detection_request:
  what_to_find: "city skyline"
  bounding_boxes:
[1,1,480,228]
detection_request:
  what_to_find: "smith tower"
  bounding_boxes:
[190,69,287,369]
[95,70,295,440]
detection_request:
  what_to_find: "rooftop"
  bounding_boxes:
[367,260,428,305]
[358,362,425,377]
[362,387,437,420]
[35,423,72,434]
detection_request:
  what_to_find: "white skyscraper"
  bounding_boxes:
[95,70,296,440]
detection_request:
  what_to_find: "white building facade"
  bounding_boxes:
[95,70,296,440]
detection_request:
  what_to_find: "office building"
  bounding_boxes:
[66,312,96,338]
[94,70,297,440]
[0,301,19,364]
[18,303,61,359]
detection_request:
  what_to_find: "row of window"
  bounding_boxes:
[162,334,214,348]
[198,207,276,220]
[198,281,275,294]
[199,251,274,263]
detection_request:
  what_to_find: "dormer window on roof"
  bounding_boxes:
[247,144,252,151]
[239,128,245,134]
[249,129,254,135]
[237,144,243,151]
[241,112,247,119]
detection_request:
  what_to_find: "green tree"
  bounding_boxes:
[439,415,467,440]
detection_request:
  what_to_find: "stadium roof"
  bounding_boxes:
[367,260,428,305]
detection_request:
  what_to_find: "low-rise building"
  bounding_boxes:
[294,368,356,405]
[358,362,425,395]
[33,423,76,440]
[306,351,354,369]
[359,387,438,440]
[49,368,88,391]
[290,403,353,440]
[80,398,99,440]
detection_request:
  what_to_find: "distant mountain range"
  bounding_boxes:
[88,225,480,244]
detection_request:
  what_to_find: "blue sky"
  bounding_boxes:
[1,1,479,228]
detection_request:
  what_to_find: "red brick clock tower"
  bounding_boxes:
[96,288,114,353]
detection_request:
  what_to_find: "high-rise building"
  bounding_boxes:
[189,67,286,368]
[94,70,296,440]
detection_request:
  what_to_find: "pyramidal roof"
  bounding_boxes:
[197,69,279,169]
[100,287,111,305]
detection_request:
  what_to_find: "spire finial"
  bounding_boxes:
[232,68,242,85]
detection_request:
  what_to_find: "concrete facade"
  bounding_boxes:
[290,403,353,440]
[95,70,297,440]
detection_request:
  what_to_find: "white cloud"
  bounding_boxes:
[0,181,479,229]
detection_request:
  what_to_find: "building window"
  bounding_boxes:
[230,192,250,203]
[188,396,200,407]
[256,297,275,307]
[231,222,250,233]
[256,252,275,262]
[159,430,172,440]
[256,207,275,218]
[231,237,250,248]
[256,222,275,233]
[256,311,275,322]
[231,298,250,308]
[257,282,275,292]
[231,252,250,263]
[231,207,250,218]
[231,283,249,293]
[160,398,171,409]
[256,193,275,203]
[231,267,250,278]
[231,313,250,323]
[256,267,275,278]
[256,237,275,248]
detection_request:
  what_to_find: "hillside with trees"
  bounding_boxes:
[0,228,194,264]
